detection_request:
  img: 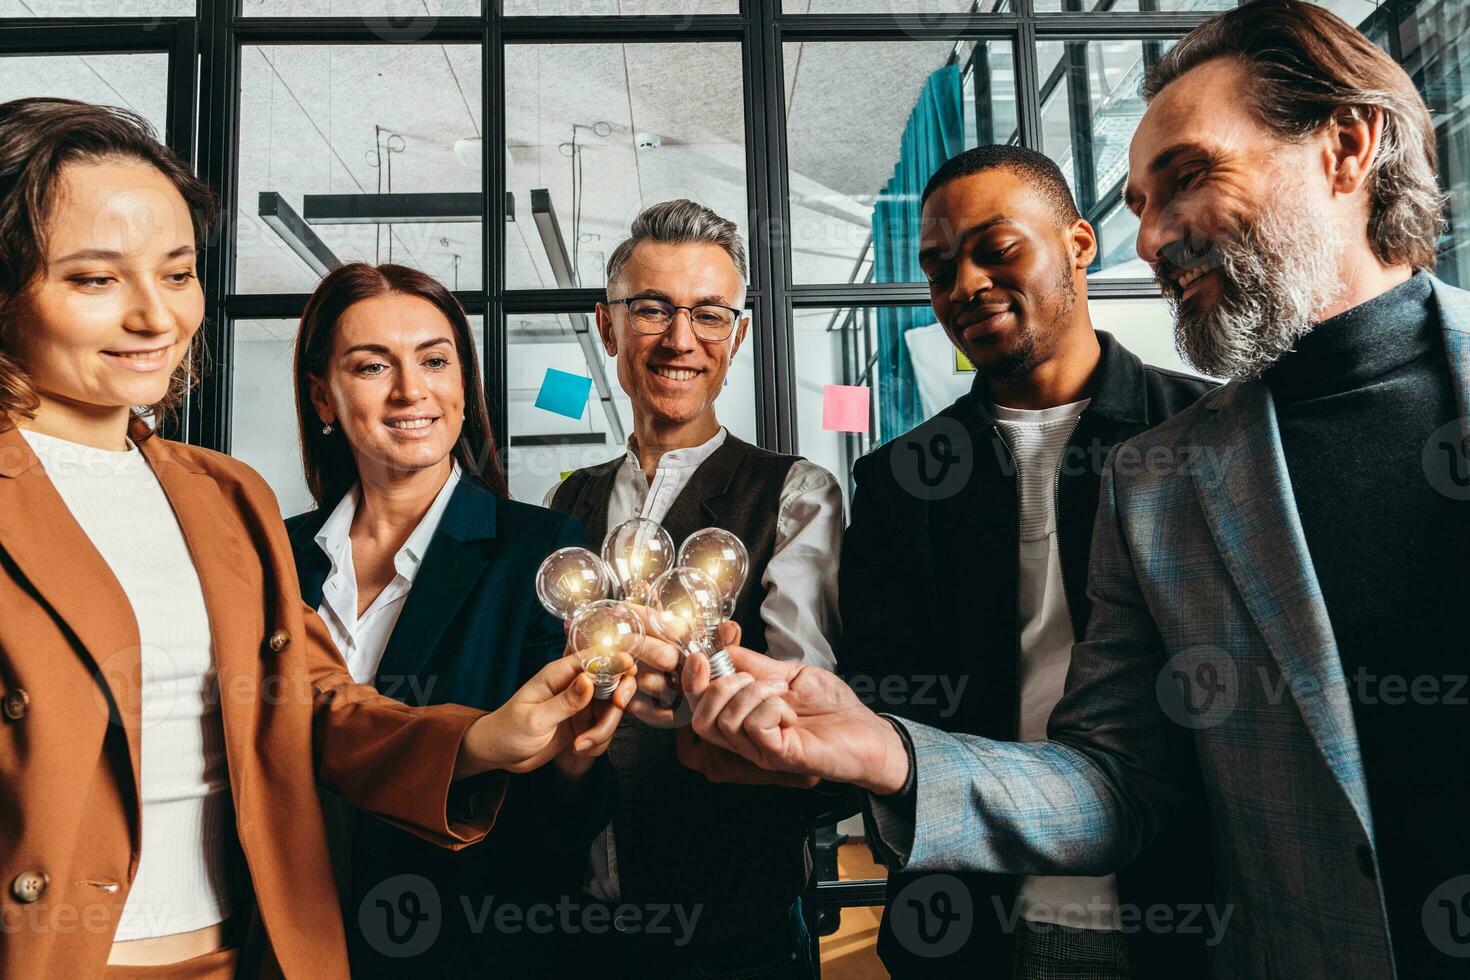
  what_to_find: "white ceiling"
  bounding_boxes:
[0,51,169,129]
[229,34,970,292]
[0,0,192,13]
[234,42,486,292]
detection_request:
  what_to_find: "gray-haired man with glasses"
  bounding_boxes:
[546,199,843,978]
[605,295,746,340]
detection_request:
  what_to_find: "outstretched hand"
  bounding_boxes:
[676,725,820,788]
[457,654,624,777]
[614,606,746,730]
[681,641,912,796]
[554,670,635,779]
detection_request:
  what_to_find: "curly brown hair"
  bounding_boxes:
[0,98,219,434]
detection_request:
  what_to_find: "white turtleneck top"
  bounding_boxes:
[20,428,232,941]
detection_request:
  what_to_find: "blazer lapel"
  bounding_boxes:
[1189,380,1372,834]
[0,424,145,811]
[373,481,498,700]
[136,434,265,804]
[286,508,332,609]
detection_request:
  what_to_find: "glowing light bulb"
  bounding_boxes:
[568,599,645,699]
[677,528,748,619]
[601,518,676,605]
[651,565,737,679]
[535,547,613,622]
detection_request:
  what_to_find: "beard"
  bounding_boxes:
[968,255,1076,383]
[1157,180,1346,381]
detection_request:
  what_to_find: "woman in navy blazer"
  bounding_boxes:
[281,262,619,977]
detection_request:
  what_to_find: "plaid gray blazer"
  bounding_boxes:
[869,277,1470,979]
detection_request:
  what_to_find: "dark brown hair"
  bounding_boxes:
[294,262,509,507]
[1143,0,1445,271]
[0,98,218,433]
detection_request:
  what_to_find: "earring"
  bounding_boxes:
[321,423,333,435]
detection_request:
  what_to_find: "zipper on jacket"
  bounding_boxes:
[992,426,1025,740]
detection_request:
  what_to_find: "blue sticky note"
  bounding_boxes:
[535,368,593,420]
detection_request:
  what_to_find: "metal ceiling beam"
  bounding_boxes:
[509,432,609,447]
[302,192,483,224]
[259,192,341,275]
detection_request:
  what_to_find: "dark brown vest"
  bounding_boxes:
[551,433,810,941]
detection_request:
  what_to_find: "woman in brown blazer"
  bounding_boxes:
[0,98,630,979]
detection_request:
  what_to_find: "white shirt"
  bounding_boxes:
[991,399,1121,931]
[314,462,461,684]
[545,427,844,901]
[21,428,232,941]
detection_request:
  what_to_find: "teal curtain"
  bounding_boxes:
[871,63,966,443]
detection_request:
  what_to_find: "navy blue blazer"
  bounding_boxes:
[285,476,615,977]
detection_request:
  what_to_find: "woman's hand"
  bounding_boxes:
[454,656,598,777]
[552,672,635,779]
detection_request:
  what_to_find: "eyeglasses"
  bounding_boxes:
[607,296,743,343]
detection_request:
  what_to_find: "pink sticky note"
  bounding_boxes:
[822,384,871,434]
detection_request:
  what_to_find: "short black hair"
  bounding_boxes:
[920,144,1082,227]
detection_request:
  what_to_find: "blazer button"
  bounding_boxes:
[2,688,28,721]
[1356,843,1376,879]
[268,629,291,653]
[11,871,48,903]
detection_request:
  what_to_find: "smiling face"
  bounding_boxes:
[598,239,748,431]
[918,167,1094,381]
[1125,56,1348,378]
[308,292,466,482]
[1126,57,1307,309]
[6,158,203,427]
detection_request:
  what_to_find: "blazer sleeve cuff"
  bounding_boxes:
[322,700,508,850]
[862,715,919,867]
[431,705,509,846]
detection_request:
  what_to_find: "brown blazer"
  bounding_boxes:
[0,420,507,979]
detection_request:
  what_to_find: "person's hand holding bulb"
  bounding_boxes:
[551,656,637,781]
[678,630,913,796]
[453,654,634,779]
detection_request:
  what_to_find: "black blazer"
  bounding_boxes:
[840,331,1217,979]
[285,476,616,978]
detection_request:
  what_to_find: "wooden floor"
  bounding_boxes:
[817,844,888,980]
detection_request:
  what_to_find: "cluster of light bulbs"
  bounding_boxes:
[535,519,750,699]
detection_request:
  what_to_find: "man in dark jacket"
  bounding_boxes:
[838,145,1215,979]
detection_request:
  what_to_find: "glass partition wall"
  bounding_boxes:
[4,0,1463,500]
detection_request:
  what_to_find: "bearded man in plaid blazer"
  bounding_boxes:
[679,3,1470,978]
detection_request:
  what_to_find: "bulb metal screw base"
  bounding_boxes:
[592,675,621,699]
[706,648,735,680]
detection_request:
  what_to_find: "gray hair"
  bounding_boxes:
[605,199,748,289]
